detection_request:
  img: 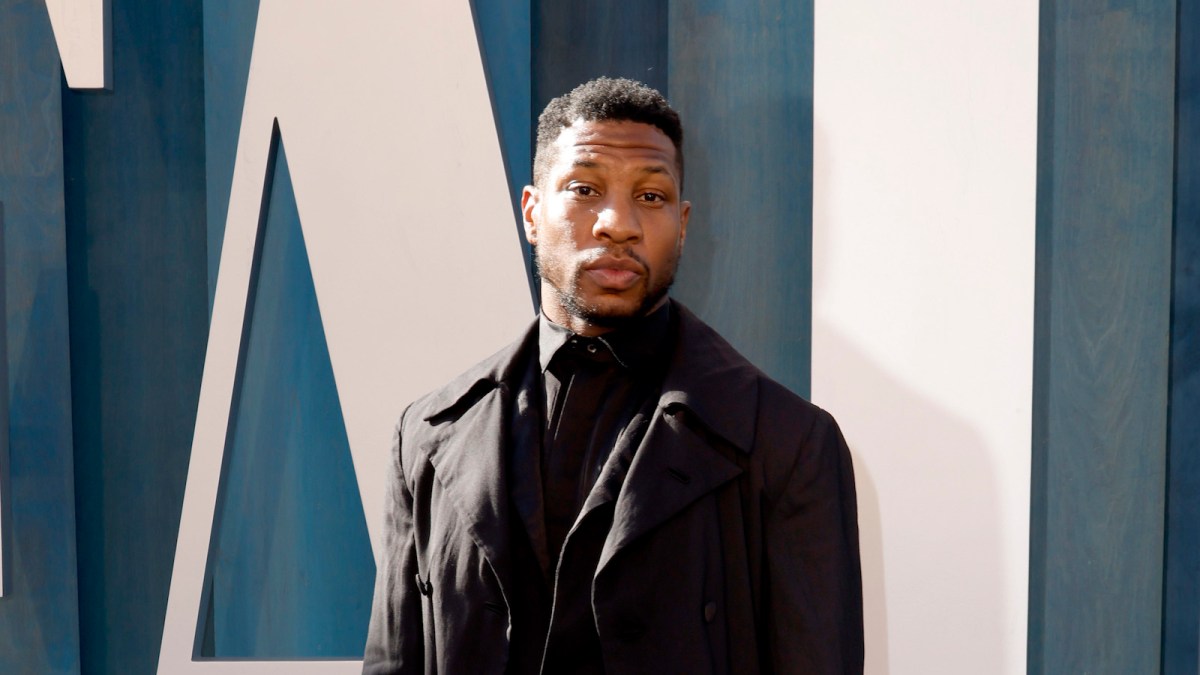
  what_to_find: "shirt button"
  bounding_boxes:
[704,601,717,623]
[586,343,598,354]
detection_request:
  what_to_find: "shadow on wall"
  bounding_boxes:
[812,123,1009,674]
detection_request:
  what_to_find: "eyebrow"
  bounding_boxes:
[569,160,672,176]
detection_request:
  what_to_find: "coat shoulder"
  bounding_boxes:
[755,371,839,440]
[670,301,842,455]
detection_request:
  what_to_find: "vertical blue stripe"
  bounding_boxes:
[0,202,7,596]
[667,0,814,398]
[203,0,262,312]
[61,0,209,672]
[1028,1,1175,672]
[0,1,83,672]
[1163,0,1200,669]
[197,128,375,659]
[469,0,537,303]
[532,0,668,112]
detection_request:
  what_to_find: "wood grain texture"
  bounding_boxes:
[1163,0,1200,669]
[60,0,209,672]
[0,0,83,671]
[668,0,813,398]
[1029,1,1175,672]
[532,0,668,113]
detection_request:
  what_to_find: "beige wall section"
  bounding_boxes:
[812,2,1037,673]
[43,0,109,89]
[158,1,531,672]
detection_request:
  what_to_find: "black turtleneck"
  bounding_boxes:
[505,301,674,674]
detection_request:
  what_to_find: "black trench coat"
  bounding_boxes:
[363,302,863,674]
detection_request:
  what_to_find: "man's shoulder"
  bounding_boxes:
[669,302,834,447]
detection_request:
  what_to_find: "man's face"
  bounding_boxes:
[522,120,690,336]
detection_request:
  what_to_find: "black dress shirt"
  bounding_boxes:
[505,303,674,674]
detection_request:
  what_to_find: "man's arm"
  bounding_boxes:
[765,408,864,673]
[363,414,424,674]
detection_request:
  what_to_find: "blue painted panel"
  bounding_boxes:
[469,0,537,303]
[60,0,209,672]
[0,1,83,672]
[1028,0,1175,672]
[667,0,813,398]
[197,130,376,659]
[0,204,7,596]
[532,0,668,114]
[203,0,261,312]
[1163,0,1200,669]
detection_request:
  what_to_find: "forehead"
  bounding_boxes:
[549,120,678,174]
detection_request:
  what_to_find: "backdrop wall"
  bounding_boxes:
[0,0,1193,673]
[812,2,1037,671]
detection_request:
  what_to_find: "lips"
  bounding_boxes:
[582,255,644,291]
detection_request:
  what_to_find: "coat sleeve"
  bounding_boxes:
[362,413,424,674]
[764,407,864,674]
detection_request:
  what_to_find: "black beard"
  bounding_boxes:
[534,246,678,327]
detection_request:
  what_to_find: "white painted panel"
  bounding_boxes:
[158,0,530,671]
[43,0,109,89]
[812,3,1037,673]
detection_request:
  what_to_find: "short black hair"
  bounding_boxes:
[533,77,684,188]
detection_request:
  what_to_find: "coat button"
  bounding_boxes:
[704,601,717,623]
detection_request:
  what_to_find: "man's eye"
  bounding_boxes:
[570,185,596,197]
[640,192,665,203]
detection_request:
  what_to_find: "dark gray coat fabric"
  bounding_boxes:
[362,302,864,674]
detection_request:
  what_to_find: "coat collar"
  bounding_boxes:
[656,302,759,454]
[415,323,537,602]
[422,300,760,454]
[417,300,762,586]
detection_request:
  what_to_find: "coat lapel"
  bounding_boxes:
[597,302,761,575]
[509,374,552,579]
[418,321,539,601]
[597,405,744,573]
[424,384,514,595]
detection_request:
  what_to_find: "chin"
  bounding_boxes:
[575,288,670,327]
[578,299,643,322]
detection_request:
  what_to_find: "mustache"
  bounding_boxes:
[577,247,648,271]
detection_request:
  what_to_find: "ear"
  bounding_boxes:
[521,185,540,246]
[678,199,691,250]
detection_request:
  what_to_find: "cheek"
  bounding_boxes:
[536,222,570,252]
[542,211,591,247]
[647,224,684,261]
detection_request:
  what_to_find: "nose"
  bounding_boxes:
[592,196,641,244]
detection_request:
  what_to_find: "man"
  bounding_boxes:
[363,77,863,674]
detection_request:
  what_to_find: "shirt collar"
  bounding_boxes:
[537,301,673,373]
